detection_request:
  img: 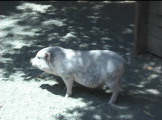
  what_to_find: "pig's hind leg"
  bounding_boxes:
[107,80,121,104]
[105,71,123,104]
[106,65,124,104]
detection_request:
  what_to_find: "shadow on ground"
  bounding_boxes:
[0,1,162,120]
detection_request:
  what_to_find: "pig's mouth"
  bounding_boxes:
[30,58,38,68]
[31,64,38,68]
[31,62,39,69]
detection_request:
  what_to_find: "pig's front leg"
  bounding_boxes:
[61,76,74,97]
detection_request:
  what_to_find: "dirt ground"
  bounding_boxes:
[0,1,162,120]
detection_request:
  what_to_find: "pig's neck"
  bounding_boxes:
[44,62,59,76]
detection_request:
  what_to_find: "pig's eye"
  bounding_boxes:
[37,56,41,59]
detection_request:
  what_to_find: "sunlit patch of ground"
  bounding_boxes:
[0,1,162,120]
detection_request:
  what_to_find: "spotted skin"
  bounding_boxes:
[30,46,125,104]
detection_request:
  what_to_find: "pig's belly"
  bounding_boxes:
[73,73,105,88]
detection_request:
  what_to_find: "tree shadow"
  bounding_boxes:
[0,1,135,80]
[0,1,162,120]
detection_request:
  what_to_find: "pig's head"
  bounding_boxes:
[30,48,52,72]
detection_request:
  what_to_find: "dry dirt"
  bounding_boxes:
[0,1,162,120]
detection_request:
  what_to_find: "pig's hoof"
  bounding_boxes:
[108,100,115,105]
[65,94,70,98]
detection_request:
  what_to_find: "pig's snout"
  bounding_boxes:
[30,58,33,64]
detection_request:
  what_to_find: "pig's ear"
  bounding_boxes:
[45,52,51,61]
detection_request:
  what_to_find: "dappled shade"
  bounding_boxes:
[0,1,162,120]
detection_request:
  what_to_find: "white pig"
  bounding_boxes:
[30,46,125,104]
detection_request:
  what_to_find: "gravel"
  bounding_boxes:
[0,1,162,120]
